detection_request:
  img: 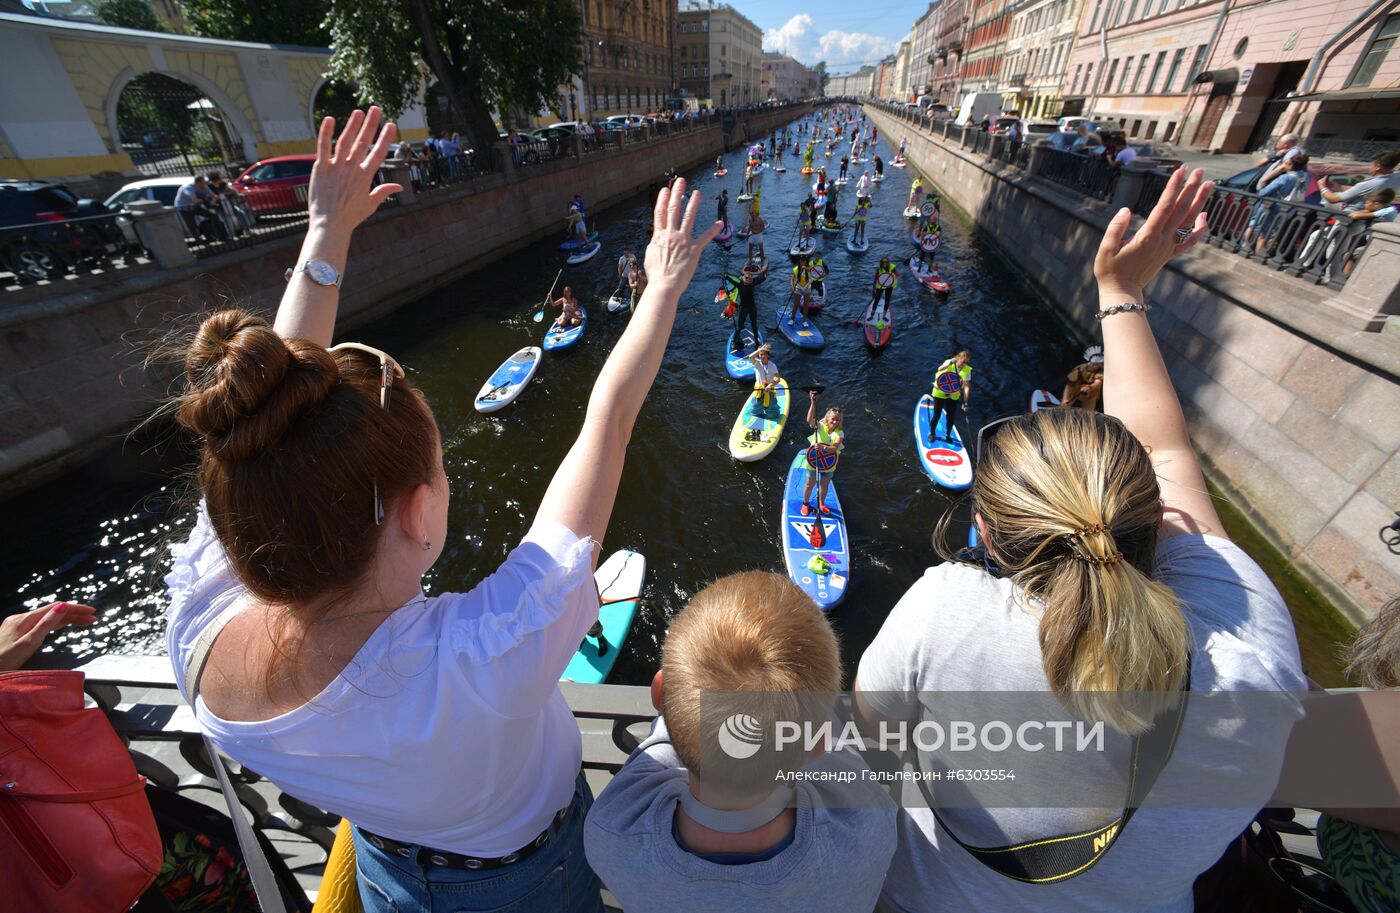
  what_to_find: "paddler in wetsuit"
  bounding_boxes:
[734,265,762,344]
[801,392,844,517]
[839,155,850,181]
[1061,347,1105,410]
[823,182,840,228]
[717,189,729,232]
[929,351,973,445]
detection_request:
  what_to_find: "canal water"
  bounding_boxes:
[0,113,1350,686]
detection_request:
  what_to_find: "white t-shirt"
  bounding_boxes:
[752,357,780,384]
[1114,147,1138,165]
[858,535,1305,913]
[165,506,598,856]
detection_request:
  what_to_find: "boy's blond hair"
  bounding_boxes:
[662,571,840,776]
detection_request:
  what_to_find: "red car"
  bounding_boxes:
[231,155,315,213]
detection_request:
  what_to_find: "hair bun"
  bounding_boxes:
[177,309,338,461]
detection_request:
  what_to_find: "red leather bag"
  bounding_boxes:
[0,670,161,913]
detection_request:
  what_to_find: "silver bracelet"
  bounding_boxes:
[1095,301,1150,320]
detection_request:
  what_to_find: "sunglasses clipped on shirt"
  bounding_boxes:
[327,342,406,525]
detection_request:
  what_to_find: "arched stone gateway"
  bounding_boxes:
[0,12,428,190]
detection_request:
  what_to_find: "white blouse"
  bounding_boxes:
[165,506,598,856]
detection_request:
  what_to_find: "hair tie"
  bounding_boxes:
[1071,551,1124,566]
[1073,523,1110,538]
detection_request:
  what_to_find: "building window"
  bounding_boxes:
[1165,120,1177,140]
[1145,120,1156,139]
[1083,61,1094,93]
[702,20,707,31]
[1118,55,1133,92]
[1146,50,1166,92]
[1352,13,1400,87]
[1187,43,1209,84]
[1163,47,1185,92]
[1125,0,1139,21]
[1131,54,1148,92]
[1073,63,1083,91]
[1104,58,1119,94]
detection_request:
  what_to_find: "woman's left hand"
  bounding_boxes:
[307,107,402,236]
[0,602,98,671]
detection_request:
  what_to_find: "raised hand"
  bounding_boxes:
[308,107,403,236]
[1094,167,1213,301]
[645,177,722,291]
[0,602,98,671]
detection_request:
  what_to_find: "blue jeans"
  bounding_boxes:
[353,774,603,913]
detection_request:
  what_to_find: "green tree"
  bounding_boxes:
[177,0,330,46]
[325,0,583,154]
[812,61,830,96]
[91,0,167,32]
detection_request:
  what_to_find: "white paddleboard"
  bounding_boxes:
[1030,389,1061,412]
[475,346,541,413]
[566,241,602,265]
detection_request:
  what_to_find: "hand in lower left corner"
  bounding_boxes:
[0,602,98,671]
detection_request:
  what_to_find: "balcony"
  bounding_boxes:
[1005,73,1027,89]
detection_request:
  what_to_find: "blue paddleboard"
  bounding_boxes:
[914,394,973,490]
[775,304,825,350]
[558,231,599,251]
[726,324,764,380]
[780,450,849,611]
[543,307,588,351]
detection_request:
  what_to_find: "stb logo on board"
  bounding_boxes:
[718,713,766,759]
[925,448,963,467]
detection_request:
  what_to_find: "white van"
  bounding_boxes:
[954,92,1003,128]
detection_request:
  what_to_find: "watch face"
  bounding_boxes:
[305,259,339,285]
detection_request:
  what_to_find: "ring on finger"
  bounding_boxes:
[1175,227,1191,244]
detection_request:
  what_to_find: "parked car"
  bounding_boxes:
[1025,122,1059,138]
[1057,117,1097,135]
[531,125,575,157]
[105,176,255,244]
[988,116,1023,135]
[231,155,316,213]
[928,104,952,118]
[0,180,133,283]
[606,114,644,129]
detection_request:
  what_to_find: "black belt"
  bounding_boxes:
[359,806,569,871]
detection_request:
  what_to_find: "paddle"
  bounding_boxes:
[533,269,563,323]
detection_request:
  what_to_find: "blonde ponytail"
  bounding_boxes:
[973,409,1190,735]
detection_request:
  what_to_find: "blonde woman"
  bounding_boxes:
[855,169,1306,912]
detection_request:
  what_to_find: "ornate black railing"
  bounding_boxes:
[1038,146,1119,201]
[1201,189,1366,290]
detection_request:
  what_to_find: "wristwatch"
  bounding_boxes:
[284,258,342,287]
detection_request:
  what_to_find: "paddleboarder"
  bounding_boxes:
[797,199,814,251]
[810,251,829,302]
[871,256,897,311]
[853,196,871,246]
[1062,346,1105,410]
[566,202,588,247]
[627,263,648,313]
[874,155,884,180]
[906,176,924,213]
[744,162,756,197]
[839,155,850,181]
[551,285,583,329]
[746,211,767,263]
[801,392,845,517]
[790,255,815,325]
[929,350,973,444]
[717,189,729,230]
[746,344,781,421]
[616,250,636,281]
[856,169,872,197]
[734,265,762,342]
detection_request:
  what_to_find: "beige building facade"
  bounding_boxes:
[676,1,763,108]
[762,52,818,101]
[1001,0,1087,119]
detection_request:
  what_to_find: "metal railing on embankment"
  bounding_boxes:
[866,99,1370,292]
[1,105,785,298]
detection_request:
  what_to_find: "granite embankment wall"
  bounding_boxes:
[864,104,1400,625]
[0,104,809,497]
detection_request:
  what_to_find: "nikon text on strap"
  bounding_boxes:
[915,657,1191,884]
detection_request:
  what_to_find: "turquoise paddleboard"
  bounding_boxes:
[561,549,646,683]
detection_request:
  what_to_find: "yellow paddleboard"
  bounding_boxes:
[728,378,789,462]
